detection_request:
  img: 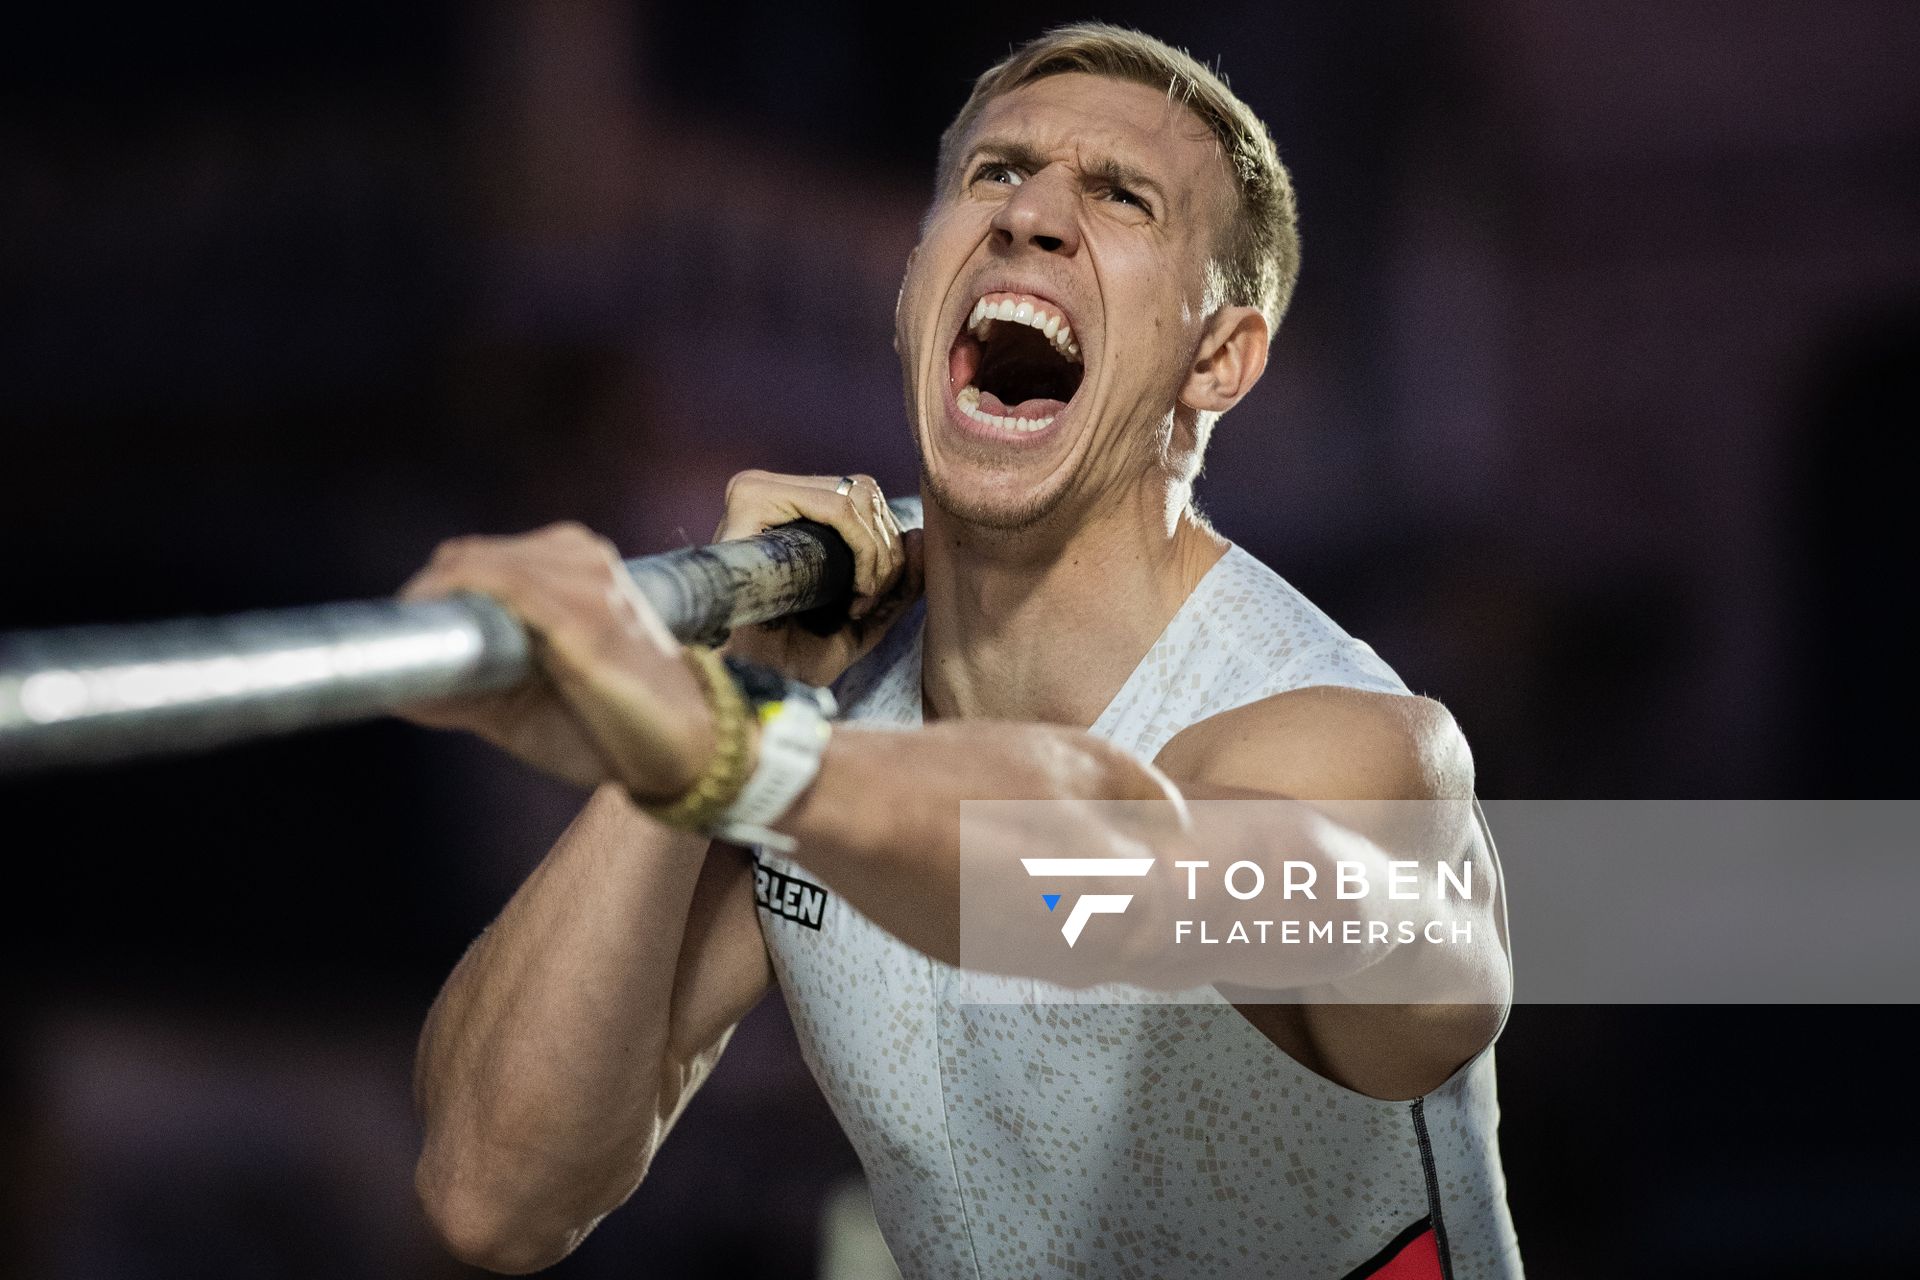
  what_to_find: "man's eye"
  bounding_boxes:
[973,163,1022,187]
[1106,186,1146,210]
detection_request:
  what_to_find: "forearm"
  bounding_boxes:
[777,720,1176,963]
[414,786,713,1270]
[777,722,1493,999]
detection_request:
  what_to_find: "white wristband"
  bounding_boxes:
[714,689,835,853]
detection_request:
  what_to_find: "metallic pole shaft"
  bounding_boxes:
[0,498,921,774]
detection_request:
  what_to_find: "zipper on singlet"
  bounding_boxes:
[1410,1098,1457,1280]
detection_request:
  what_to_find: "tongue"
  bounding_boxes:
[978,388,1068,420]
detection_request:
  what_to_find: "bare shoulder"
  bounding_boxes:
[1155,684,1475,802]
[1157,691,1505,1100]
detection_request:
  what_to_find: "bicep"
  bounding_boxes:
[1159,689,1511,1092]
[1158,688,1488,899]
[1159,687,1501,968]
[1157,686,1474,802]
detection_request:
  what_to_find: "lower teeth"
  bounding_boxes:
[956,385,1054,433]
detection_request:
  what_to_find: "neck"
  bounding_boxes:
[919,478,1228,727]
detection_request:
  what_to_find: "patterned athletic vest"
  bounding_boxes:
[753,544,1523,1279]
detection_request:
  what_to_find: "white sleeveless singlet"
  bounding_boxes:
[752,545,1523,1279]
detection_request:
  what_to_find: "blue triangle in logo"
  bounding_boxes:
[1042,894,1061,912]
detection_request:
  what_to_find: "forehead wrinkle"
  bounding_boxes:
[1079,151,1174,214]
[966,126,1190,219]
[971,82,1225,215]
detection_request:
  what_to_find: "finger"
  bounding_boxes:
[830,475,899,616]
[891,526,925,612]
[900,525,925,588]
[850,479,905,619]
[715,473,890,613]
[714,472,875,541]
[716,472,881,540]
[397,533,497,603]
[846,527,926,659]
[396,525,640,660]
[713,469,782,543]
[401,523,611,596]
[826,475,891,608]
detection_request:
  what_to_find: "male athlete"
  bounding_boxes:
[405,23,1520,1279]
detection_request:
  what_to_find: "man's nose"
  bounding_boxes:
[990,168,1081,256]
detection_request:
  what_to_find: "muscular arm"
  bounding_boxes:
[778,685,1509,1097]
[399,481,907,1273]
[413,787,771,1273]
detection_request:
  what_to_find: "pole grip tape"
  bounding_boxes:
[782,517,858,637]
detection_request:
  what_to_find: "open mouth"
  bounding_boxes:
[947,292,1085,434]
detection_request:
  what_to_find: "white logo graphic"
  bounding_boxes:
[1021,857,1156,946]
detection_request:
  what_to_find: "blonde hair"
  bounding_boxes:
[936,22,1301,329]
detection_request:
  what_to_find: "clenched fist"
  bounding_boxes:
[395,522,715,799]
[715,471,925,687]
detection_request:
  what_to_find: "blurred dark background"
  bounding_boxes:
[3,1,1917,1276]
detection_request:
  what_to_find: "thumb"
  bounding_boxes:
[862,527,926,630]
[899,527,926,599]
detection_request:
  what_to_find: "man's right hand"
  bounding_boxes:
[716,471,924,688]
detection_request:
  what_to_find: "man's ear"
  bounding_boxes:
[1178,305,1270,414]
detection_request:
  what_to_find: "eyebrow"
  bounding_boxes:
[965,137,1170,211]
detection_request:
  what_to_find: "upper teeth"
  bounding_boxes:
[967,293,1080,362]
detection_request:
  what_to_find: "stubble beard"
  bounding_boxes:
[917,453,1076,535]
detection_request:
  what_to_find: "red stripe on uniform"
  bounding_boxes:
[1362,1224,1445,1280]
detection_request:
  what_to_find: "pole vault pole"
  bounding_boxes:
[0,498,922,774]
